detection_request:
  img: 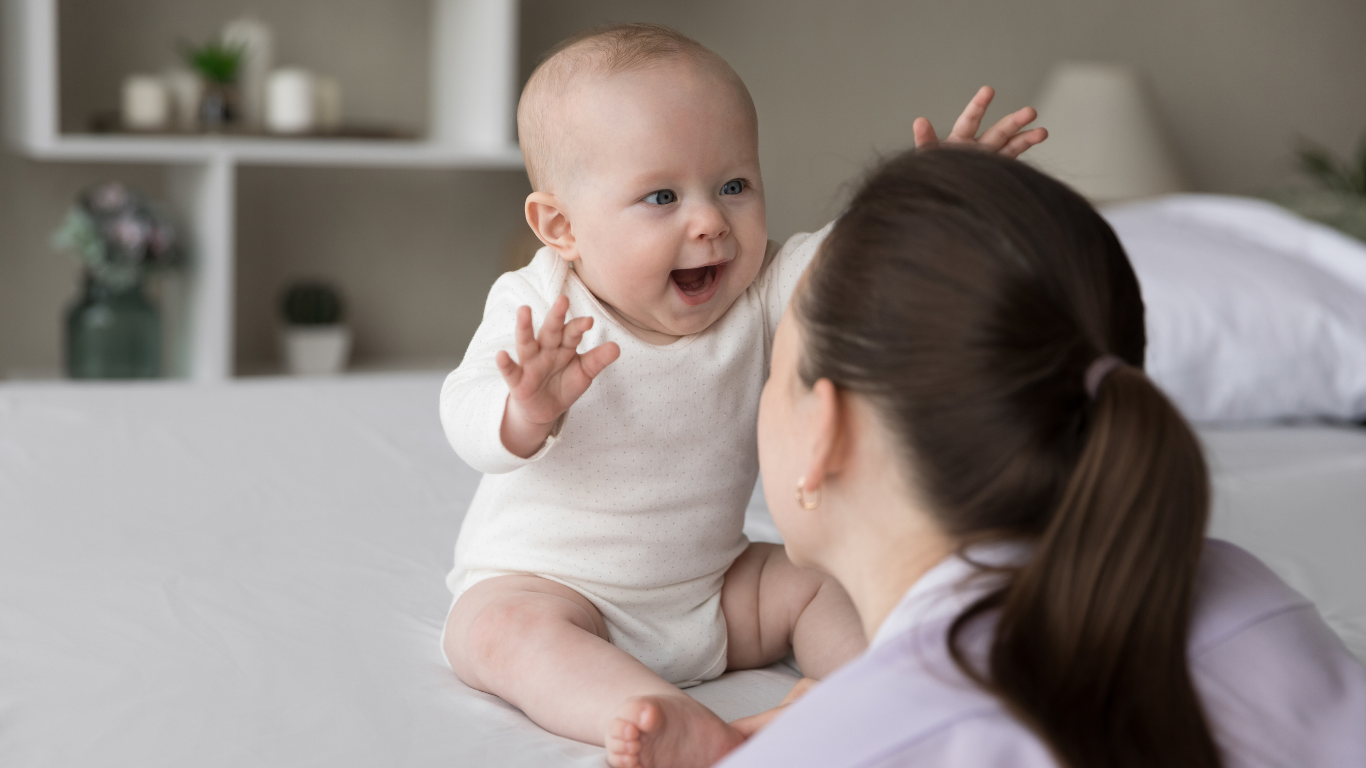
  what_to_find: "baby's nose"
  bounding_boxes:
[689,202,730,240]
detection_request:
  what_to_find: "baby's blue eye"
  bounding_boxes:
[721,179,745,196]
[644,189,677,205]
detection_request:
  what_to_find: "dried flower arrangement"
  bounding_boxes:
[51,182,184,289]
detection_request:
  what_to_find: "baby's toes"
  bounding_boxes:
[606,717,643,767]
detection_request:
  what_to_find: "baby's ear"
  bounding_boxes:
[525,192,577,262]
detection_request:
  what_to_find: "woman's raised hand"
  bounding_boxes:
[497,294,620,457]
[913,85,1048,159]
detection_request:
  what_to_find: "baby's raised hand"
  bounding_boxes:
[497,294,620,458]
[913,85,1047,159]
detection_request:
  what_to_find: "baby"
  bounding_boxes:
[440,23,1044,768]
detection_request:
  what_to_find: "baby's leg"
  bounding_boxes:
[720,542,866,678]
[445,575,741,766]
[607,545,866,763]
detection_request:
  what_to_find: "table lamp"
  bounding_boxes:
[1024,62,1188,205]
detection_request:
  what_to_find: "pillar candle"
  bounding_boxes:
[222,18,274,130]
[122,75,169,131]
[266,68,315,134]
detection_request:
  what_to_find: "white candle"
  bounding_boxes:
[222,18,274,130]
[122,74,169,131]
[161,68,202,131]
[314,76,343,133]
[265,68,315,134]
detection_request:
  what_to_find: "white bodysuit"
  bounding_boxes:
[441,225,828,686]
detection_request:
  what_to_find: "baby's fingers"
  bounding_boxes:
[495,349,523,388]
[578,341,620,381]
[561,315,595,351]
[979,106,1038,151]
[513,305,537,361]
[999,126,1049,159]
[537,295,570,351]
[913,117,939,149]
[947,85,994,143]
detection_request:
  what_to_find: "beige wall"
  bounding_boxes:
[4,0,1365,376]
[233,167,528,373]
[521,0,1366,241]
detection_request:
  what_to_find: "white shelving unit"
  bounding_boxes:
[2,0,523,380]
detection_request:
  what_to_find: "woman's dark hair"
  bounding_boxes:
[796,148,1219,768]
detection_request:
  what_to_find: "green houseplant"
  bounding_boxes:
[1267,133,1366,242]
[181,39,244,130]
[280,281,351,375]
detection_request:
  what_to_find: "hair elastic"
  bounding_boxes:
[1085,355,1125,399]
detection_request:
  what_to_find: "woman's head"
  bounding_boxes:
[759,149,1220,768]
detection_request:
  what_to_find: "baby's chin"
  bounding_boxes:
[657,285,745,336]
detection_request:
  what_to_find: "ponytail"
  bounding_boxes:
[796,148,1223,768]
[949,366,1220,768]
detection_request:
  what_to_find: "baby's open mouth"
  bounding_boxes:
[670,262,726,303]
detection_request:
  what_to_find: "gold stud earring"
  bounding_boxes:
[795,476,821,510]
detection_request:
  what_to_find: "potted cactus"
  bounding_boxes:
[280,281,350,375]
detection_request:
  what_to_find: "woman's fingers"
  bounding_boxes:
[912,117,939,149]
[999,126,1049,159]
[979,106,1038,150]
[947,85,994,143]
[780,677,818,706]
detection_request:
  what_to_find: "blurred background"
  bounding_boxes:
[2,0,1365,379]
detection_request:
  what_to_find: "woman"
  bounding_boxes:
[721,149,1366,767]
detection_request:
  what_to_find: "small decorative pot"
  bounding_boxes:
[280,324,351,376]
[65,275,160,379]
[199,83,238,131]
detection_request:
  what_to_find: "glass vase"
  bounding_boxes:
[65,275,161,379]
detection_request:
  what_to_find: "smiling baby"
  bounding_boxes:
[438,22,1040,768]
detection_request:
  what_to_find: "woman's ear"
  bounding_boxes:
[525,192,578,262]
[800,378,846,497]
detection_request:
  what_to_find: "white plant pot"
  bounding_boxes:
[281,325,351,376]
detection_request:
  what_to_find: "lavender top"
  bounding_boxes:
[720,539,1366,768]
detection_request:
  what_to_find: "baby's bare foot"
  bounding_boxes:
[605,694,744,768]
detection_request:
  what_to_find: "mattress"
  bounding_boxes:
[1,373,1361,767]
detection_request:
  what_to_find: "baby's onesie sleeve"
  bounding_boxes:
[756,221,836,344]
[439,267,564,475]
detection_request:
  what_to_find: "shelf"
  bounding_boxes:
[236,355,461,378]
[27,134,524,169]
[3,0,521,381]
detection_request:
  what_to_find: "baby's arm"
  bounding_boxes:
[440,277,618,471]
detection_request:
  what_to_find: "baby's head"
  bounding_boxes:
[519,24,767,340]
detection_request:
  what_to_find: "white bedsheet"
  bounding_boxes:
[1,374,1361,767]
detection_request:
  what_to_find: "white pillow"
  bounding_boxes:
[1104,194,1366,423]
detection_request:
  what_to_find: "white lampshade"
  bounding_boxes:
[1024,62,1187,204]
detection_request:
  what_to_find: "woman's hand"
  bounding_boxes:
[913,85,1048,159]
[729,677,819,739]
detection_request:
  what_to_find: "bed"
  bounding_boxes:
[2,372,1363,767]
[4,195,1365,767]
[0,374,802,768]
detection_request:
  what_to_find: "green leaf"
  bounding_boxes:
[1297,141,1353,194]
[1355,131,1366,196]
[179,39,244,85]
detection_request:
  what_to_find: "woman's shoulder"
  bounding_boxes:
[1190,539,1366,767]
